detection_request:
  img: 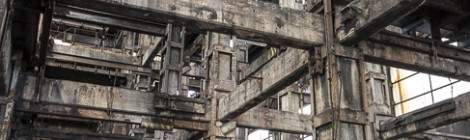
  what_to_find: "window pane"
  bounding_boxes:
[248,130,272,140]
[392,73,431,101]
[394,104,404,116]
[404,94,433,113]
[390,68,418,83]
[452,81,470,96]
[433,86,453,103]
[430,75,452,89]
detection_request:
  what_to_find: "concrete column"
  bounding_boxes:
[0,0,10,98]
[159,24,185,96]
[1,2,18,139]
[310,0,369,139]
[158,24,190,140]
[281,92,301,140]
[205,33,237,140]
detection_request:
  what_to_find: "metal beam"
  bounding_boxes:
[338,0,425,45]
[55,0,324,49]
[54,6,166,36]
[379,92,470,140]
[218,48,309,120]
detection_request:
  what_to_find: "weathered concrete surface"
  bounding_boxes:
[159,24,185,96]
[360,31,470,81]
[238,48,277,83]
[338,0,425,45]
[19,76,208,131]
[54,6,167,36]
[0,1,11,138]
[50,43,141,66]
[218,48,308,120]
[18,76,312,133]
[55,0,324,49]
[0,0,9,97]
[14,128,144,140]
[379,92,470,140]
[219,30,470,127]
[48,52,154,74]
[142,37,163,66]
[236,108,312,134]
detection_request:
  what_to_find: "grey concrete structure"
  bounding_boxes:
[1,0,470,140]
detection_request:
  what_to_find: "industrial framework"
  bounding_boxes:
[0,0,470,139]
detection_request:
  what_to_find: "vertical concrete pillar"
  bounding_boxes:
[205,33,236,140]
[309,0,372,139]
[159,24,185,96]
[0,1,17,139]
[0,0,10,98]
[157,24,188,140]
[281,92,301,140]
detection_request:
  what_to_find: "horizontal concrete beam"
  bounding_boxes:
[18,76,208,130]
[45,60,128,78]
[48,53,154,74]
[220,31,470,123]
[18,76,311,133]
[238,48,277,83]
[379,92,470,140]
[54,6,167,36]
[218,49,309,120]
[14,128,142,140]
[142,37,163,66]
[359,31,470,81]
[236,108,312,134]
[50,43,141,66]
[338,0,425,45]
[55,0,324,49]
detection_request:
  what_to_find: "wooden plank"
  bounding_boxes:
[55,0,324,49]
